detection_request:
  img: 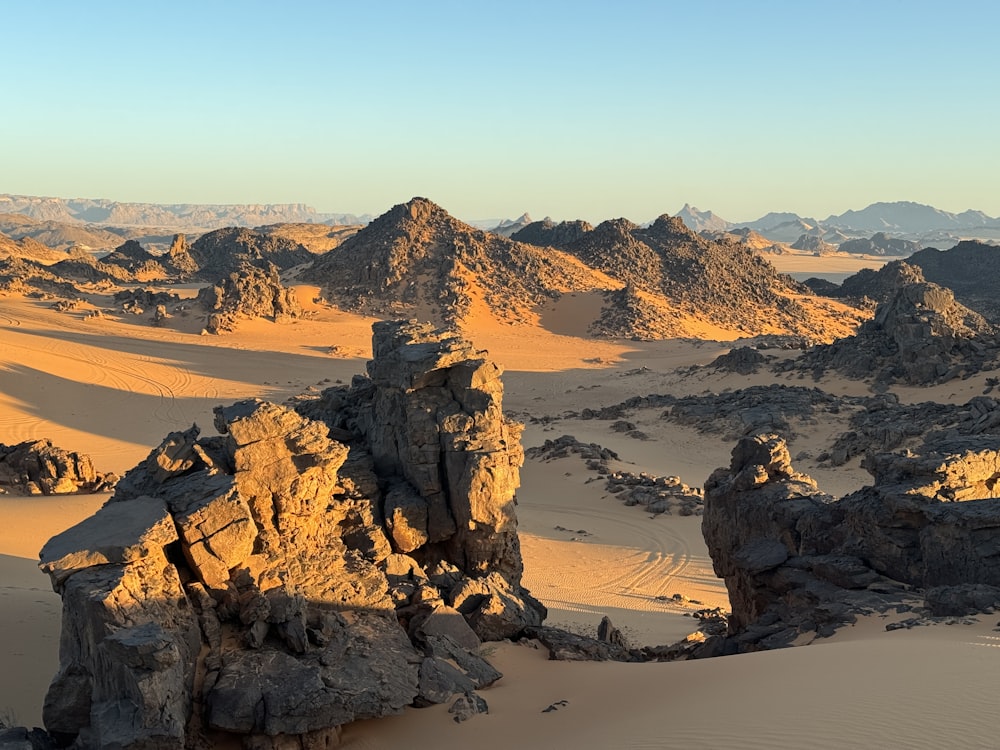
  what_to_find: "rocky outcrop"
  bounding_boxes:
[789,280,1000,385]
[509,218,593,247]
[702,433,1000,652]
[907,240,1000,321]
[100,240,173,281]
[166,233,198,276]
[790,234,835,254]
[806,260,925,305]
[187,227,313,280]
[37,321,539,748]
[707,346,768,375]
[196,263,302,333]
[0,439,117,495]
[838,232,920,257]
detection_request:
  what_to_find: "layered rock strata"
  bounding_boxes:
[38,320,543,748]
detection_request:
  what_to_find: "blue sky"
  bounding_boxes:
[3,0,997,223]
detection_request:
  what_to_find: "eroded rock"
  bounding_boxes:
[38,320,539,748]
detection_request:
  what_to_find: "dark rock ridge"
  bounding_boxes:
[186,227,314,280]
[561,215,828,339]
[509,218,594,247]
[808,259,926,306]
[788,280,999,385]
[790,234,835,254]
[37,320,542,749]
[301,197,602,327]
[838,232,920,257]
[0,439,117,495]
[196,263,303,333]
[907,240,1000,321]
[702,433,1000,652]
[99,239,174,281]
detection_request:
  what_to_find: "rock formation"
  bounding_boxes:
[301,197,602,327]
[907,240,1000,321]
[509,218,593,247]
[789,280,999,385]
[702,433,1000,653]
[99,240,173,281]
[0,440,117,495]
[563,214,858,341]
[790,234,835,254]
[37,320,542,748]
[196,263,303,333]
[186,227,313,280]
[805,259,925,305]
[838,232,920,257]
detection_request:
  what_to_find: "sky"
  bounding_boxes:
[3,0,998,224]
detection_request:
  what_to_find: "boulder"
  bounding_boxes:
[702,433,1000,651]
[38,321,538,747]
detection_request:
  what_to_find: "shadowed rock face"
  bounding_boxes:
[789,279,999,385]
[37,320,542,749]
[702,434,1000,653]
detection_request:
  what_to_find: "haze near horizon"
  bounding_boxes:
[3,0,997,223]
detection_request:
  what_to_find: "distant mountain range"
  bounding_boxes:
[0,194,372,231]
[676,201,1000,246]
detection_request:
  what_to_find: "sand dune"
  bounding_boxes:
[2,275,996,749]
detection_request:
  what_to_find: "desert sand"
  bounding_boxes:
[3,267,999,748]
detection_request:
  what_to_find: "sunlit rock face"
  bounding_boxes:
[38,319,543,749]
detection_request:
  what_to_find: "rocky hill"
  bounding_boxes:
[564,214,844,338]
[300,198,865,341]
[510,218,593,247]
[185,227,314,280]
[302,197,606,327]
[906,241,1000,321]
[255,222,362,253]
[789,279,999,385]
[838,260,926,302]
[838,232,920,256]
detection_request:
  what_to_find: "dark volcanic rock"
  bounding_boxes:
[100,239,173,281]
[708,346,768,375]
[907,240,1000,321]
[703,433,1000,651]
[188,226,313,280]
[565,214,829,340]
[301,197,600,327]
[37,321,538,748]
[839,232,920,257]
[789,280,999,385]
[510,218,594,247]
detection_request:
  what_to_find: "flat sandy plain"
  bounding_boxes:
[2,250,999,748]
